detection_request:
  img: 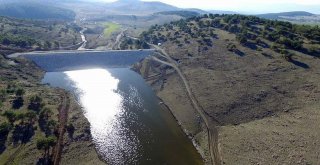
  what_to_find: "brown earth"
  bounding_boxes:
[133,29,320,164]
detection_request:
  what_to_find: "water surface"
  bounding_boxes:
[42,68,203,165]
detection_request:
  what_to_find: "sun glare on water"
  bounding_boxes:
[65,68,139,164]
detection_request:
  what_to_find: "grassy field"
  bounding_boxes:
[103,22,121,37]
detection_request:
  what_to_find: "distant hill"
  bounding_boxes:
[208,10,238,15]
[257,11,320,25]
[154,11,201,18]
[257,11,315,19]
[104,0,179,15]
[0,1,76,20]
[184,8,209,15]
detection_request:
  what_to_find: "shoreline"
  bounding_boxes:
[35,63,105,165]
[158,98,206,161]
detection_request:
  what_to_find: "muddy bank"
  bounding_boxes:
[59,93,105,165]
[132,58,212,164]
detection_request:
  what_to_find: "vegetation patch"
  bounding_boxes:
[103,22,121,37]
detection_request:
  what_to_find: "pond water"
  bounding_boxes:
[42,67,203,165]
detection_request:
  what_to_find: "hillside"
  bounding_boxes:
[130,14,320,164]
[0,1,75,21]
[0,16,81,54]
[0,15,103,164]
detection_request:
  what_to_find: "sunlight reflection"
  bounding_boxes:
[65,68,140,164]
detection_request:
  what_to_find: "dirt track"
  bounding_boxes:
[151,44,222,165]
[53,90,70,165]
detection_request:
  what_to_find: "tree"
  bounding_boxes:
[39,108,53,122]
[15,88,25,97]
[236,34,247,45]
[3,111,17,125]
[25,111,37,124]
[36,136,56,160]
[12,88,25,109]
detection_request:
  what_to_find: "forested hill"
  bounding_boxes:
[0,16,81,55]
[0,2,75,21]
[124,14,319,57]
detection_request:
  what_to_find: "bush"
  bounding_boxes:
[227,43,237,51]
[236,34,247,44]
[2,111,17,124]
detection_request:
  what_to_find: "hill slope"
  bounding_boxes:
[0,1,75,20]
[129,14,320,164]
[0,16,81,54]
[104,0,179,15]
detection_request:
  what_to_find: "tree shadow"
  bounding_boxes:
[234,49,245,57]
[0,145,5,155]
[12,97,24,109]
[36,157,53,165]
[38,119,52,136]
[261,52,273,59]
[290,59,310,69]
[300,48,320,58]
[257,41,269,48]
[12,124,34,144]
[0,126,10,154]
[244,42,258,50]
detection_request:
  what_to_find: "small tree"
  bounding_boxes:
[3,111,17,125]
[36,136,56,158]
[236,34,247,45]
[25,111,37,124]
[15,88,25,97]
[39,108,53,122]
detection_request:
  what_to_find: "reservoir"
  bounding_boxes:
[34,51,203,164]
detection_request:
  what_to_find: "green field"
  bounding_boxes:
[103,22,121,37]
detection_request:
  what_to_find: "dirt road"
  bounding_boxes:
[52,90,70,165]
[151,46,222,165]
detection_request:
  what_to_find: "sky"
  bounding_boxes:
[98,0,320,14]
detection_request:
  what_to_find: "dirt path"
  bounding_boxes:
[52,90,70,165]
[112,29,127,50]
[151,46,222,165]
[78,28,87,50]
